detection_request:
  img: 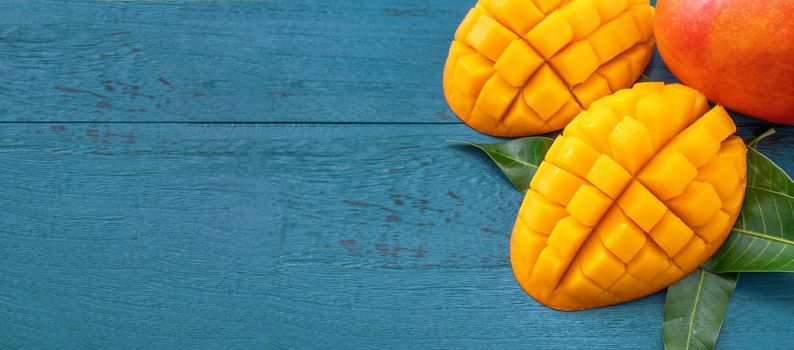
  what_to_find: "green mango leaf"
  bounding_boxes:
[704,132,794,272]
[663,269,739,350]
[637,73,652,83]
[453,137,553,193]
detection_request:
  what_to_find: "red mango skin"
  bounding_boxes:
[655,0,794,125]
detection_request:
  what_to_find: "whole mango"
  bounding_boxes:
[511,82,747,311]
[655,0,794,125]
[443,0,656,137]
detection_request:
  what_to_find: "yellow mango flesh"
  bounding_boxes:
[511,82,747,311]
[443,0,655,137]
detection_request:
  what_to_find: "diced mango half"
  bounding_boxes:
[443,0,656,137]
[511,82,746,311]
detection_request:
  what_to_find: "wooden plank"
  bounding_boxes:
[0,0,773,126]
[0,123,791,349]
[0,0,465,123]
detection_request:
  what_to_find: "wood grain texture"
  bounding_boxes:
[0,0,465,122]
[1,0,793,348]
[0,0,769,125]
[0,124,791,349]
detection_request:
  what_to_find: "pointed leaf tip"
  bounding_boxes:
[452,137,553,193]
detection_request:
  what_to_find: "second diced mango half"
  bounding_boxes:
[443,0,655,137]
[511,82,747,311]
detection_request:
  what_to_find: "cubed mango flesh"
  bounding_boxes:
[510,82,747,310]
[443,0,656,137]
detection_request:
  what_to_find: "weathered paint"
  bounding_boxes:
[0,1,792,349]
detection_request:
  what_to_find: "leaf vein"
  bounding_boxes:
[684,270,706,350]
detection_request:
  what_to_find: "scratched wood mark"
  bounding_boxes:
[0,124,791,349]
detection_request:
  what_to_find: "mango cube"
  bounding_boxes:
[510,222,548,279]
[631,81,665,97]
[446,89,476,119]
[578,240,626,288]
[567,184,612,226]
[547,216,593,257]
[530,248,570,297]
[696,211,731,244]
[549,41,601,86]
[523,65,572,120]
[637,152,698,200]
[722,187,745,216]
[560,0,602,40]
[519,190,569,234]
[443,42,476,92]
[597,89,639,119]
[526,12,573,59]
[667,181,723,227]
[585,154,632,199]
[635,92,676,149]
[608,273,646,298]
[697,158,740,200]
[546,100,584,130]
[572,73,613,109]
[629,5,654,41]
[546,135,601,178]
[591,0,629,22]
[453,53,494,98]
[533,0,565,13]
[530,162,587,206]
[559,261,605,302]
[587,22,624,63]
[610,13,642,51]
[627,242,669,282]
[597,207,646,263]
[597,57,633,92]
[475,74,520,120]
[673,237,708,271]
[481,0,544,34]
[608,116,654,174]
[502,97,547,136]
[617,181,668,232]
[494,39,544,87]
[465,14,518,61]
[717,137,748,179]
[661,84,699,132]
[565,108,620,154]
[648,211,694,256]
[454,8,483,42]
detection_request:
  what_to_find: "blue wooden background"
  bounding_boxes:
[0,1,792,349]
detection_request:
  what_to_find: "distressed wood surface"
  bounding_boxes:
[0,124,791,349]
[1,0,793,349]
[0,0,465,123]
[0,0,769,125]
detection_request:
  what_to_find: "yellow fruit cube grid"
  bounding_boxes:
[443,0,656,137]
[510,82,747,311]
